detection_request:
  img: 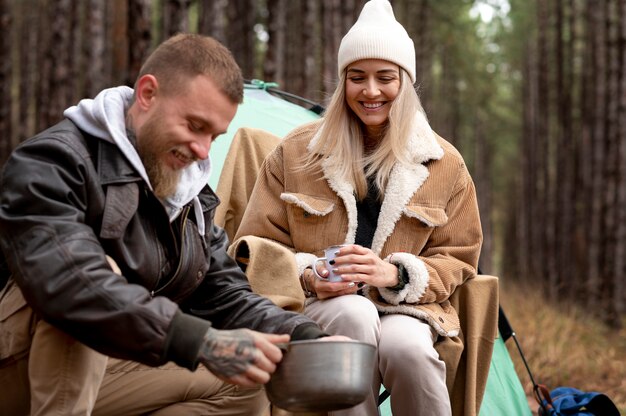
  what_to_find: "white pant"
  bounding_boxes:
[305,295,451,416]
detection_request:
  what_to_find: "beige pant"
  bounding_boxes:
[0,280,269,416]
[305,295,452,416]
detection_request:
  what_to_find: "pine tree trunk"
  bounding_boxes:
[110,0,129,86]
[578,0,596,300]
[616,0,626,320]
[18,0,38,142]
[516,38,538,282]
[535,0,550,290]
[36,0,51,132]
[302,0,320,102]
[163,0,192,38]
[264,0,286,86]
[414,0,431,103]
[474,113,493,273]
[128,0,152,85]
[321,0,341,96]
[599,0,621,328]
[84,0,106,98]
[198,0,226,44]
[0,0,12,166]
[226,0,256,79]
[284,1,304,95]
[45,0,73,126]
[69,0,82,103]
[588,0,607,309]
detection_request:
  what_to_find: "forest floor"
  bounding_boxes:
[500,280,626,415]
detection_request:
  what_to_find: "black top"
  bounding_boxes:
[355,176,408,291]
[355,177,381,248]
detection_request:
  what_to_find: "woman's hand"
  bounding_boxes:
[306,245,399,299]
[304,267,359,300]
[328,244,399,288]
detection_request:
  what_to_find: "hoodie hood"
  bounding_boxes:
[64,86,212,229]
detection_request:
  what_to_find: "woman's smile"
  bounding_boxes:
[345,59,400,133]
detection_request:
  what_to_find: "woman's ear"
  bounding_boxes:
[134,74,159,110]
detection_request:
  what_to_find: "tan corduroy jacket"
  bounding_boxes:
[235,113,483,338]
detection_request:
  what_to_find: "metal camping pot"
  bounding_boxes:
[266,339,376,412]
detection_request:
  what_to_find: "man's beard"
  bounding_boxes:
[136,116,182,199]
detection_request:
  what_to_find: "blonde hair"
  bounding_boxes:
[304,69,424,200]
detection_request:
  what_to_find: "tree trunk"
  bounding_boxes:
[45,0,73,127]
[599,0,621,328]
[226,0,256,80]
[198,0,226,44]
[18,0,38,142]
[516,37,538,283]
[264,0,286,86]
[535,0,550,290]
[0,0,12,166]
[69,0,83,103]
[569,0,587,299]
[616,0,626,319]
[284,1,304,95]
[320,0,342,96]
[414,0,432,104]
[163,0,192,38]
[474,112,493,273]
[84,0,106,98]
[588,0,607,310]
[127,0,152,86]
[302,0,320,102]
[578,0,596,299]
[554,0,577,296]
[110,0,129,86]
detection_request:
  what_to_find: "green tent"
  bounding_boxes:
[480,333,532,416]
[209,81,532,416]
[208,81,320,190]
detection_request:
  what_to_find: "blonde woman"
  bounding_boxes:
[235,1,482,415]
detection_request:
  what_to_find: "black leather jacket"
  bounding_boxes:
[0,120,319,369]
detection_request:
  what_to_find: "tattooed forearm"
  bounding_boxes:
[198,328,258,378]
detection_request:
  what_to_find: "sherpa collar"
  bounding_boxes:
[308,111,444,254]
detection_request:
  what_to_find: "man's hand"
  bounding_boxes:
[197,327,290,387]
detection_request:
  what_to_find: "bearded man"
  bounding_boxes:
[0,34,337,416]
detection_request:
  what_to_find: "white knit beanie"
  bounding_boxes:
[338,0,416,83]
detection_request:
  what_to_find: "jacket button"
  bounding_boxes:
[197,270,203,279]
[438,317,444,323]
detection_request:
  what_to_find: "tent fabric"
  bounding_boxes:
[210,83,529,416]
[479,334,533,416]
[208,86,319,190]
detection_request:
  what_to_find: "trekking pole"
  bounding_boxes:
[498,306,552,414]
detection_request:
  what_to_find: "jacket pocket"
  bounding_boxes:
[280,192,335,216]
[0,280,35,360]
[280,193,339,252]
[403,205,448,227]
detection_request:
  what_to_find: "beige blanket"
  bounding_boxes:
[227,236,304,313]
[217,127,499,416]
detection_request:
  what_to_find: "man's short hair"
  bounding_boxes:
[136,33,244,104]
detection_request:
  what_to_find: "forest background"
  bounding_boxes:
[0,0,624,411]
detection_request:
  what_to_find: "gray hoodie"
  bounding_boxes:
[64,86,211,233]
